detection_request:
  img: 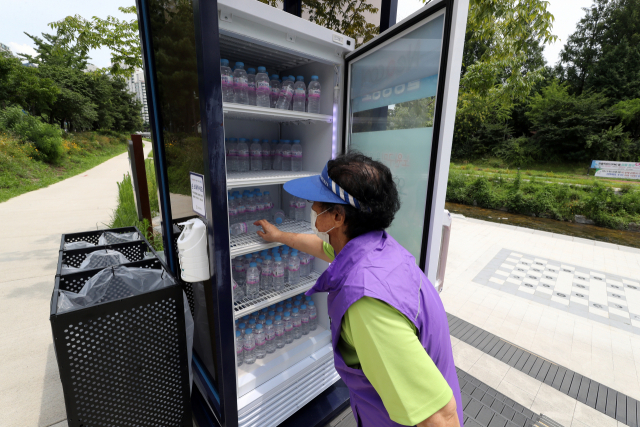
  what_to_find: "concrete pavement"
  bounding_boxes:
[0,143,150,427]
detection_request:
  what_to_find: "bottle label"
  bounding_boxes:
[237,348,243,356]
[273,270,284,278]
[308,89,321,98]
[288,266,299,272]
[244,344,255,351]
[293,320,301,327]
[246,278,259,285]
[228,148,237,155]
[236,206,246,214]
[222,75,233,86]
[266,334,275,341]
[233,77,248,87]
[310,314,317,320]
[248,82,256,90]
[294,88,306,98]
[302,319,309,324]
[229,207,237,216]
[275,330,284,337]
[270,149,277,156]
[256,339,265,346]
[292,152,303,159]
[285,326,293,332]
[282,151,291,158]
[238,149,249,157]
[257,203,265,211]
[296,200,306,208]
[234,265,245,273]
[281,86,293,96]
[246,206,256,214]
[258,81,270,89]
[251,149,262,157]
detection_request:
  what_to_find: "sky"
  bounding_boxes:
[1,0,593,68]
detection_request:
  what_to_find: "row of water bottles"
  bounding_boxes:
[232,246,315,301]
[228,188,274,236]
[235,295,318,366]
[221,59,322,114]
[225,138,304,173]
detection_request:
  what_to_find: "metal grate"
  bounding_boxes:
[234,271,320,319]
[230,219,312,258]
[227,170,317,189]
[219,33,314,72]
[59,241,151,274]
[59,227,140,251]
[223,103,332,124]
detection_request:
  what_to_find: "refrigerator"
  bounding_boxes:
[134,0,469,425]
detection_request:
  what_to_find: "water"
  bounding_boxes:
[235,196,246,223]
[250,139,262,171]
[445,202,640,249]
[308,301,317,331]
[233,275,245,300]
[237,138,249,172]
[255,192,265,222]
[243,328,256,364]
[256,67,271,108]
[264,320,276,354]
[273,209,286,225]
[300,304,309,335]
[233,62,248,104]
[281,140,292,171]
[233,257,246,286]
[246,263,260,300]
[270,140,278,170]
[276,76,294,110]
[270,75,281,108]
[220,59,234,103]
[226,137,238,172]
[288,251,300,285]
[261,256,273,291]
[291,308,302,340]
[229,222,247,236]
[236,330,244,367]
[274,315,285,348]
[261,140,271,170]
[272,257,285,291]
[228,195,238,224]
[246,68,257,106]
[283,312,293,344]
[245,194,258,232]
[263,191,273,220]
[307,75,321,114]
[293,76,306,112]
[289,197,297,219]
[295,198,306,221]
[291,140,303,172]
[272,140,283,170]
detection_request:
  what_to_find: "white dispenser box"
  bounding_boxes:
[177,218,211,282]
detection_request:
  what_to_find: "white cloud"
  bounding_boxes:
[7,42,37,57]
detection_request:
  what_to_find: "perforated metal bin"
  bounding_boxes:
[56,239,155,276]
[50,258,193,427]
[59,226,141,251]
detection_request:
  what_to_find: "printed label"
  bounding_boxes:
[285,326,293,332]
[228,208,237,217]
[294,88,306,98]
[228,149,237,155]
[236,206,246,214]
[302,319,309,324]
[256,340,265,346]
[293,320,301,327]
[281,86,293,95]
[251,149,262,157]
[266,334,275,341]
[257,203,265,211]
[244,344,255,351]
[282,151,291,158]
[238,149,249,157]
[237,348,243,355]
[292,152,303,158]
[246,279,259,285]
[222,75,233,86]
[308,89,321,98]
[273,271,285,278]
[310,314,317,319]
[275,330,284,337]
[271,88,280,95]
[246,206,256,214]
[258,81,270,89]
[233,77,248,87]
[248,82,256,89]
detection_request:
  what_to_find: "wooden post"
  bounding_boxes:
[129,134,153,239]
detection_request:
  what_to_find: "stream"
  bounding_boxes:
[445,202,640,249]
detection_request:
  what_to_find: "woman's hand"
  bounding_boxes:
[255,219,283,243]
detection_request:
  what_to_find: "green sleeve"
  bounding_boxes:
[338,297,453,426]
[322,241,335,261]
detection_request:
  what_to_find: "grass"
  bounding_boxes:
[450,158,640,189]
[0,131,130,203]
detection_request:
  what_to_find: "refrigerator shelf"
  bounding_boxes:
[234,271,320,319]
[227,170,316,189]
[223,103,332,124]
[230,219,312,258]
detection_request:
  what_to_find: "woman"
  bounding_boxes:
[254,152,462,427]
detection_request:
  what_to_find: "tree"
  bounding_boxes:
[18,31,91,70]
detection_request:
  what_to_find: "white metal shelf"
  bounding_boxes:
[227,170,316,189]
[230,219,312,258]
[234,271,320,319]
[223,103,332,124]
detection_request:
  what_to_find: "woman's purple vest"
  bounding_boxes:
[307,230,462,427]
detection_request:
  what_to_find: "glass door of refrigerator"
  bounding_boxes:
[343,5,449,265]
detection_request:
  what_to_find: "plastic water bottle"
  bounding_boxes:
[237,138,249,172]
[276,76,294,110]
[246,262,260,300]
[273,257,285,291]
[274,315,285,348]
[273,210,286,225]
[288,250,301,285]
[293,76,306,112]
[235,195,246,223]
[230,222,248,236]
[246,194,259,232]
[247,68,257,106]
[238,322,246,336]
[263,191,273,220]
[288,198,297,219]
[261,139,271,170]
[264,320,276,354]
[283,312,293,344]
[272,140,282,170]
[220,59,234,103]
[291,308,302,339]
[228,195,237,223]
[308,301,317,330]
[270,140,278,169]
[255,191,266,221]
[270,75,281,108]
[281,140,292,171]
[254,324,266,358]
[295,198,306,221]
[300,304,310,335]
[250,138,262,171]
[243,328,256,364]
[233,62,248,104]
[291,140,303,171]
[307,75,321,113]
[233,276,245,301]
[226,137,238,172]
[261,255,273,291]
[268,310,276,322]
[256,67,271,108]
[257,314,266,325]
[298,252,308,276]
[233,257,246,287]
[236,330,244,366]
[281,248,290,268]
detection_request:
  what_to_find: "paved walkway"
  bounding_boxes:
[442,214,640,427]
[0,143,150,427]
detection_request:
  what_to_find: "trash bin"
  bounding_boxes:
[50,245,193,426]
[57,240,156,275]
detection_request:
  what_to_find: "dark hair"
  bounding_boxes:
[321,152,400,239]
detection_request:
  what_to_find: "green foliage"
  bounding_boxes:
[491,136,540,167]
[18,32,90,70]
[611,98,640,138]
[0,106,64,163]
[585,123,636,161]
[302,0,379,46]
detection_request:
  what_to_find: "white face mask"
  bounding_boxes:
[310,208,335,244]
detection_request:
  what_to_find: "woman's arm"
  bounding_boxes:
[416,396,460,427]
[254,219,332,262]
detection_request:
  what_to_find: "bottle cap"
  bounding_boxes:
[247,68,256,74]
[242,315,250,320]
[236,330,241,337]
[271,139,278,143]
[257,66,266,72]
[293,308,299,313]
[266,319,273,325]
[262,139,269,143]
[275,315,282,321]
[291,250,298,255]
[284,311,290,317]
[286,303,292,309]
[286,298,293,302]
[253,138,260,142]
[265,255,272,260]
[275,256,282,261]
[230,137,237,142]
[301,305,306,309]
[294,300,301,306]
[271,74,279,80]
[239,137,247,142]
[221,59,229,66]
[289,75,295,80]
[259,315,266,320]
[255,323,263,330]
[250,262,257,267]
[276,217,283,224]
[245,328,252,334]
[239,323,246,328]
[236,62,244,68]
[269,311,275,316]
[295,295,302,300]
[311,75,318,80]
[293,139,300,143]
[261,308,268,313]
[308,301,314,306]
[296,75,304,81]
[229,196,234,200]
[277,307,283,312]
[264,191,270,195]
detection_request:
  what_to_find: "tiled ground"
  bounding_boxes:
[440,215,640,402]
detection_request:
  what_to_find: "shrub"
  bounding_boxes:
[0,106,64,163]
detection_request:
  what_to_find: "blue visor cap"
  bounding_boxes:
[283,164,366,210]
